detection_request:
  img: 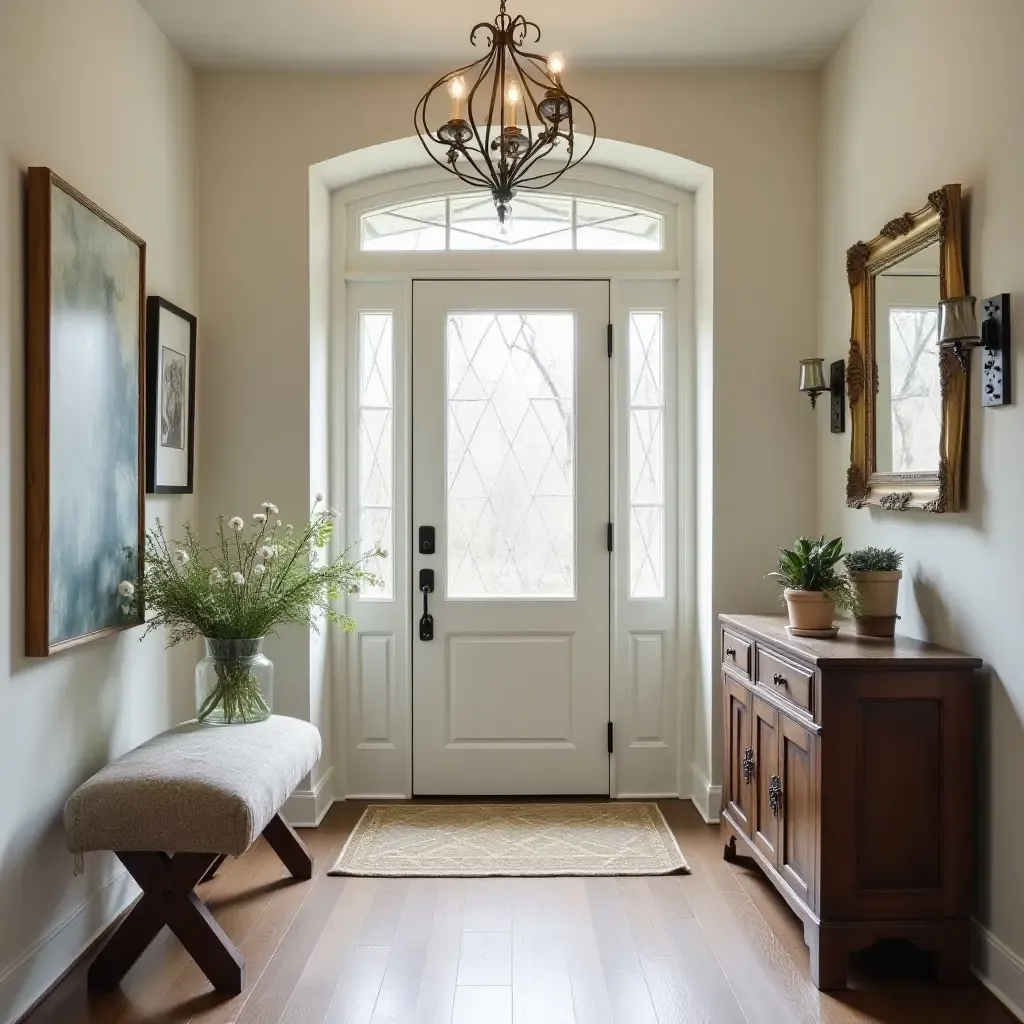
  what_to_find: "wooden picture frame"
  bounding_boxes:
[146,296,197,494]
[845,184,968,513]
[25,168,146,656]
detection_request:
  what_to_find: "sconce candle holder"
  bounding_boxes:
[938,293,1012,406]
[798,358,846,433]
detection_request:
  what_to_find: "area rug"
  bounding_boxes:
[328,802,689,877]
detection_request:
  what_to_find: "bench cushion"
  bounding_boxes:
[64,715,321,857]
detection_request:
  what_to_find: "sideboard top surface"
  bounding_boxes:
[720,614,982,670]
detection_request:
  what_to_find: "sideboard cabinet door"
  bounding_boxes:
[751,695,780,867]
[778,713,818,910]
[723,674,752,835]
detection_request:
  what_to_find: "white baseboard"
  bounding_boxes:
[0,867,136,1024]
[283,765,335,827]
[690,763,721,823]
[972,920,1024,1021]
[616,793,681,800]
[344,793,409,801]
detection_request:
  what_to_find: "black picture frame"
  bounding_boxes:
[146,296,197,494]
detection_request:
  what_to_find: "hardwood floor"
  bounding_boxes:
[23,801,1014,1024]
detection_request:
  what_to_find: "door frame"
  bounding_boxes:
[332,174,695,802]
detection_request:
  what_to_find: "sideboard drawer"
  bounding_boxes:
[722,629,751,678]
[756,646,814,717]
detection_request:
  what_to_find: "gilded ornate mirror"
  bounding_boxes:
[846,184,968,512]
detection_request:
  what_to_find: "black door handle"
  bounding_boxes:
[419,584,434,641]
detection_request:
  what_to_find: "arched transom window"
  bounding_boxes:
[360,192,664,252]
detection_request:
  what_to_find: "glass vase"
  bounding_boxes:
[195,637,273,725]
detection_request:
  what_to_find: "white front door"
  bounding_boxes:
[411,280,611,795]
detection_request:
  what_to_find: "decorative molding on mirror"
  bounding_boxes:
[846,184,968,513]
[880,213,915,239]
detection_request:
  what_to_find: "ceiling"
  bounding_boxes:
[138,0,872,71]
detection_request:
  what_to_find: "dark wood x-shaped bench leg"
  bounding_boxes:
[88,812,312,996]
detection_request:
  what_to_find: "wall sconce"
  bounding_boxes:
[798,357,846,433]
[938,294,1012,406]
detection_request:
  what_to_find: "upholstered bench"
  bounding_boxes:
[64,715,321,996]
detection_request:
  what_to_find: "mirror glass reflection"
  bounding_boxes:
[873,240,941,473]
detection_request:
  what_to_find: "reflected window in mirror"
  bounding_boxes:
[873,241,941,474]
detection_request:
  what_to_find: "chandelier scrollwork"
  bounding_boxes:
[414,0,596,225]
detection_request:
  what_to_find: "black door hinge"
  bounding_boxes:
[606,522,614,552]
[607,721,614,754]
[607,323,613,357]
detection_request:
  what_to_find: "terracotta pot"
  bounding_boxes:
[850,570,902,637]
[783,589,836,631]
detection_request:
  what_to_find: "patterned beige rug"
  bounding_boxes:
[328,802,689,877]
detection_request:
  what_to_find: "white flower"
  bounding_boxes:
[228,516,244,532]
[262,502,279,514]
[172,549,190,567]
[286,524,294,534]
[260,545,276,560]
[314,492,324,503]
[117,580,135,599]
[328,507,340,519]
[120,603,132,616]
[253,513,267,523]
[231,571,245,586]
[210,568,223,584]
[252,564,267,577]
[276,519,282,527]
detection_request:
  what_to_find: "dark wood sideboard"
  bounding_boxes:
[718,613,981,990]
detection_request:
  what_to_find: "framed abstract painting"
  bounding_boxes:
[25,168,146,656]
[145,296,196,494]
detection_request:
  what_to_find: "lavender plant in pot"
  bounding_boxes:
[845,546,903,637]
[117,498,385,724]
[766,536,857,633]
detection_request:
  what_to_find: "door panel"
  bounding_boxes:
[723,675,752,834]
[779,714,817,908]
[412,280,610,794]
[752,695,780,866]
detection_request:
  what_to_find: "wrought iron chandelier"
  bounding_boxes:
[414,0,596,226]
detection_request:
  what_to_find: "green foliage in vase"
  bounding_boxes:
[765,535,857,612]
[118,498,385,646]
[845,546,904,573]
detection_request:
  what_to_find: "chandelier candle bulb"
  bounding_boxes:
[548,51,565,83]
[506,81,520,128]
[448,76,465,122]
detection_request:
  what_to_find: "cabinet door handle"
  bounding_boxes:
[773,672,786,687]
[768,775,783,816]
[741,746,755,783]
[726,647,737,658]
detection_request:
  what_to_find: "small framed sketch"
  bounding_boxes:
[25,168,146,656]
[145,296,197,494]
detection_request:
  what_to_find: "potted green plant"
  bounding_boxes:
[845,546,903,637]
[766,536,857,634]
[118,498,384,724]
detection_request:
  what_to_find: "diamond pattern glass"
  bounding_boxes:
[361,198,446,251]
[628,312,665,598]
[576,199,663,251]
[358,313,394,598]
[888,308,941,473]
[446,313,575,598]
[360,194,664,253]
[450,194,572,250]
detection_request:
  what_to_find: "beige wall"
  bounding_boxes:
[820,0,1024,1009]
[0,1,197,1019]
[196,68,821,794]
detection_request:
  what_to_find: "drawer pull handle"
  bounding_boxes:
[773,672,786,687]
[768,775,783,816]
[741,746,755,783]
[726,647,737,658]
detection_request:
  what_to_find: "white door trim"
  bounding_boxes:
[334,183,694,802]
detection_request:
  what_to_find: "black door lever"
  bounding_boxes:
[419,584,434,641]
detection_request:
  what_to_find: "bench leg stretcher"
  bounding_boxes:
[87,812,313,997]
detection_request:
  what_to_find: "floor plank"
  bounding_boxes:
[21,801,1015,1024]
